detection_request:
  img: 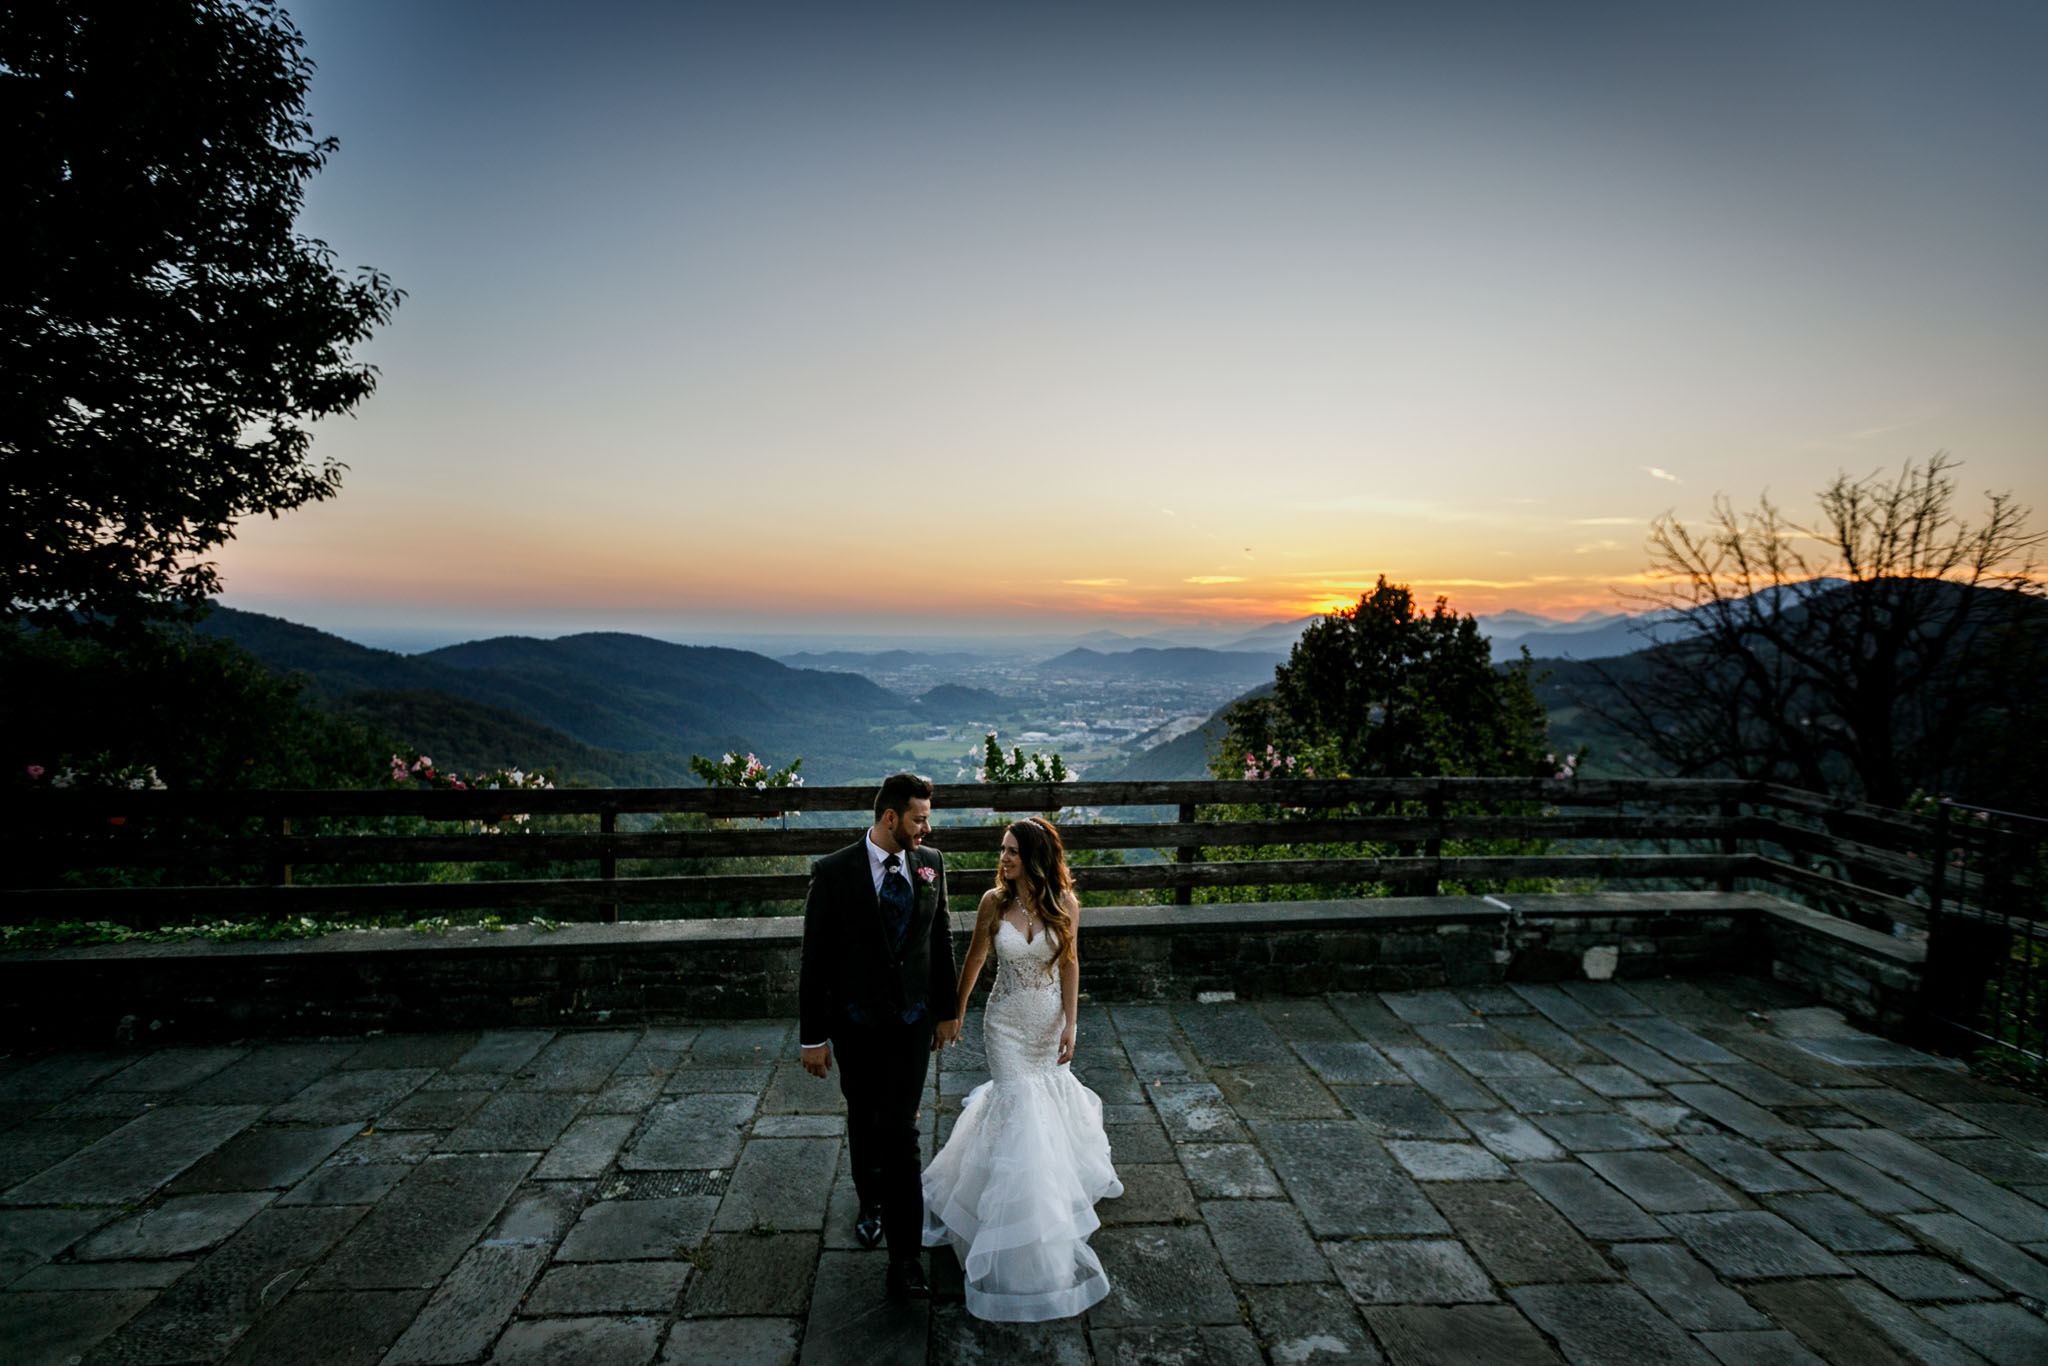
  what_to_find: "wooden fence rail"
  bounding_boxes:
[3,777,1947,930]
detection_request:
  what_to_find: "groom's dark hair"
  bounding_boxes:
[874,771,933,820]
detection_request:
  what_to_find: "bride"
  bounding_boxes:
[922,816,1123,1321]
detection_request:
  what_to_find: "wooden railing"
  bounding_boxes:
[4,777,1951,930]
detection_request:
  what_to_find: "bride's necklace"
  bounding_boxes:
[1005,898,1042,944]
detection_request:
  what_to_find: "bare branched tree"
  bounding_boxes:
[1589,454,2044,808]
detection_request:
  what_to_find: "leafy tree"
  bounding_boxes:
[1215,576,1550,782]
[1587,454,2045,809]
[1201,578,1557,902]
[3,0,401,626]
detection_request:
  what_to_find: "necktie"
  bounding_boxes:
[879,854,914,954]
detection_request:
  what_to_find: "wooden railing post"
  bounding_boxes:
[599,810,619,924]
[1421,789,1445,897]
[1718,798,1740,892]
[1175,802,1197,906]
[265,814,292,881]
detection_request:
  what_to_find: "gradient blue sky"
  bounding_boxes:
[214,0,2048,646]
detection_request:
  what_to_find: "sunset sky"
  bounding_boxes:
[215,0,2048,648]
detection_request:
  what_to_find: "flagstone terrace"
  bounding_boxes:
[4,977,2046,1365]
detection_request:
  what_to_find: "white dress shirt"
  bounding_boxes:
[866,831,912,893]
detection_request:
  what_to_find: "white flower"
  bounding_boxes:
[128,777,146,790]
[755,780,767,790]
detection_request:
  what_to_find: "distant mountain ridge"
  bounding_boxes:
[196,606,916,781]
[420,633,905,752]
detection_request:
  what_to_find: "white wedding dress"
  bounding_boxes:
[922,917,1123,1321]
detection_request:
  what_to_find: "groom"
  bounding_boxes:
[798,772,961,1298]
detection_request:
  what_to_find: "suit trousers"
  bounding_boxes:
[832,1011,936,1258]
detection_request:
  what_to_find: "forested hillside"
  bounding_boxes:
[197,607,919,783]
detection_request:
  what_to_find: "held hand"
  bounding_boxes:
[800,1043,832,1079]
[1056,1022,1076,1066]
[932,1018,961,1051]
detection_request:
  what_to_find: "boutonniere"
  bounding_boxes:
[916,866,938,884]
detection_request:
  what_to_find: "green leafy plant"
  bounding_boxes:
[978,731,1069,784]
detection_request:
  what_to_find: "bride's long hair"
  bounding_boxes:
[997,816,1079,971]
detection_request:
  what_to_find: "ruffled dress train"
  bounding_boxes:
[922,920,1122,1321]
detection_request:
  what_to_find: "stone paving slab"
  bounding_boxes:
[666,1315,802,1366]
[0,1287,157,1365]
[312,1151,536,1289]
[221,1286,426,1366]
[1513,1281,1717,1365]
[2,976,2045,1364]
[1327,1238,1496,1304]
[557,1195,719,1262]
[1243,1283,1383,1364]
[1427,1181,1616,1285]
[4,1103,264,1207]
[75,1190,276,1260]
[1610,1242,1770,1330]
[1365,1303,1563,1364]
[166,1121,361,1194]
[1337,1082,1468,1139]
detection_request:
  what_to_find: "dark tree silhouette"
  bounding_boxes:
[1215,576,1550,781]
[1588,454,2044,808]
[2,0,401,626]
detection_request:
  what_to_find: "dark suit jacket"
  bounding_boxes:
[798,838,959,1046]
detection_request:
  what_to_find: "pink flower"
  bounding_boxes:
[917,866,937,883]
[26,764,44,778]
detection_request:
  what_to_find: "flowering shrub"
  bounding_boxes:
[689,751,804,790]
[24,754,166,792]
[1545,750,1584,780]
[1242,743,1314,780]
[388,747,554,832]
[21,754,164,827]
[977,731,1069,784]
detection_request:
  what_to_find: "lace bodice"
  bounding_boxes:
[984,917,1063,1083]
[992,918,1059,994]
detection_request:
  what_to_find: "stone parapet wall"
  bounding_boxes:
[1762,898,1928,1038]
[0,891,1917,1047]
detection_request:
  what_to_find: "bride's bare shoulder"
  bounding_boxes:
[975,887,1007,919]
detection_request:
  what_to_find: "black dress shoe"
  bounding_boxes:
[886,1255,930,1298]
[854,1203,885,1251]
